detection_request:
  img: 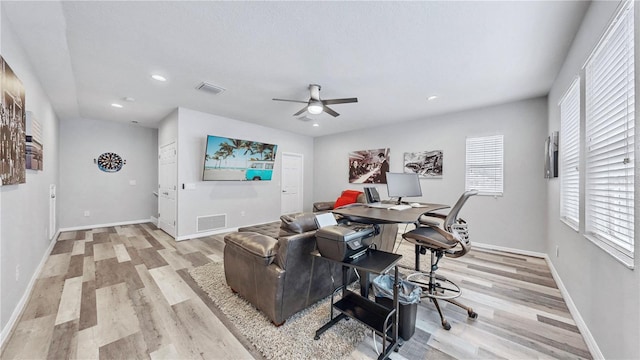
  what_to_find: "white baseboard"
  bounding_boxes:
[0,236,56,349]
[50,228,61,242]
[472,241,602,359]
[58,219,151,232]
[472,241,547,258]
[176,227,239,241]
[149,216,158,226]
[544,255,604,360]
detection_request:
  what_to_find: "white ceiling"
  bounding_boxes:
[2,1,589,137]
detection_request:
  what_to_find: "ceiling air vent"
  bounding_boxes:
[196,82,225,95]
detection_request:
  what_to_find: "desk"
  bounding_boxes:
[333,203,449,251]
[333,203,450,225]
[333,202,449,297]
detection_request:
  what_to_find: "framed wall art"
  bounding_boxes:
[544,131,558,178]
[348,148,389,184]
[0,56,26,185]
[403,150,443,178]
[26,111,43,170]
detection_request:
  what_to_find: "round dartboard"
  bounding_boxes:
[97,152,124,172]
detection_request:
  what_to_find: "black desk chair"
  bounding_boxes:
[402,190,478,330]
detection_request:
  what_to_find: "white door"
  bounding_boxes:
[49,184,56,239]
[158,142,177,237]
[281,153,303,214]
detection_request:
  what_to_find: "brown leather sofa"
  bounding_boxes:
[223,213,344,326]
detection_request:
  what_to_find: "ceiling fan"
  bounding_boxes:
[273,84,358,117]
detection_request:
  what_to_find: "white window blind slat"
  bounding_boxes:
[465,135,503,196]
[559,78,580,228]
[584,0,634,265]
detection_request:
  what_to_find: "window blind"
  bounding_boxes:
[584,0,634,261]
[465,135,503,196]
[559,78,581,229]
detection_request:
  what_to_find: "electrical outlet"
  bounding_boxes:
[15,265,20,281]
[84,210,90,217]
[240,211,246,217]
[555,245,560,257]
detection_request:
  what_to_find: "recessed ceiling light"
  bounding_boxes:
[427,95,438,101]
[313,123,319,127]
[111,103,123,108]
[151,74,167,82]
[124,97,135,102]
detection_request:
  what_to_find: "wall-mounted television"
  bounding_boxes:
[203,135,278,181]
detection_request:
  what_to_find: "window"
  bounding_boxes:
[465,135,503,196]
[584,0,634,266]
[559,78,581,230]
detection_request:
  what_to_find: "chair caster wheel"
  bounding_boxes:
[314,335,320,340]
[469,311,478,319]
[442,321,451,331]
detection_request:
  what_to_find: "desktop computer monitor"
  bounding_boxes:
[386,172,422,204]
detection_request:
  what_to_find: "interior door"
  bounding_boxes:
[158,142,177,237]
[281,153,303,214]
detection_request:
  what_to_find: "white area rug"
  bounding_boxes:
[189,262,368,360]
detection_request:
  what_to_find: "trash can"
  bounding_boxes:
[372,274,421,341]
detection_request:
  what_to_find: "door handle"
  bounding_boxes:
[163,192,169,195]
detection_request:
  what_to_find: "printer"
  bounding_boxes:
[316,223,377,262]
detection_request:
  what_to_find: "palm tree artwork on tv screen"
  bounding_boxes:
[203,135,278,181]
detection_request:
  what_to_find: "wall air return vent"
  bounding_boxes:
[196,82,226,95]
[197,214,227,232]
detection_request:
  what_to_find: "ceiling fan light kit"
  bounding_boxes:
[307,101,323,114]
[273,83,358,118]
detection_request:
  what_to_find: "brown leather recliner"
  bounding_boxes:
[223,213,344,326]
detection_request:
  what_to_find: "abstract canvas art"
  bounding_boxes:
[403,150,443,178]
[348,148,389,184]
[0,56,26,185]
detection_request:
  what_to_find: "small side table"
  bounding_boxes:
[313,249,402,360]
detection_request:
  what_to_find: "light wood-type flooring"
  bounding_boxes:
[1,223,592,359]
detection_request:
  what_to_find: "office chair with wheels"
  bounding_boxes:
[401,190,478,330]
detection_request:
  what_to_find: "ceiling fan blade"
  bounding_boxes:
[293,106,308,116]
[323,105,340,117]
[322,98,358,105]
[273,98,308,104]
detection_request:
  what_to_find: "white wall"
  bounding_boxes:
[314,97,548,252]
[0,10,60,335]
[548,1,640,358]
[175,107,314,238]
[158,108,178,148]
[58,118,158,228]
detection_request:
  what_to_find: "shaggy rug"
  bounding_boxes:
[189,262,368,360]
